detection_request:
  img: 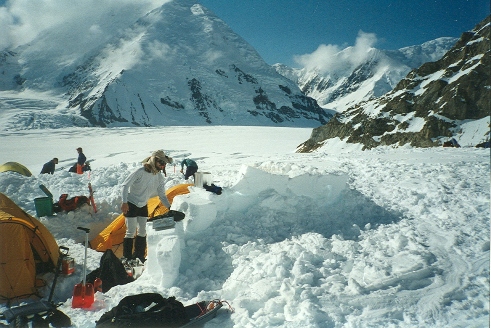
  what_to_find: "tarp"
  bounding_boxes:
[0,193,59,303]
[90,184,192,257]
[0,162,32,177]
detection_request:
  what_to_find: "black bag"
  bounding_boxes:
[149,210,185,222]
[203,183,222,195]
[86,250,134,293]
[95,293,188,327]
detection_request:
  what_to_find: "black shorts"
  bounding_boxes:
[125,202,148,218]
[185,166,198,179]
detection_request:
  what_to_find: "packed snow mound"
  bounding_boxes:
[0,126,488,327]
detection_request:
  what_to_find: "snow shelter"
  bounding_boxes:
[0,162,32,177]
[0,193,59,303]
[90,184,192,257]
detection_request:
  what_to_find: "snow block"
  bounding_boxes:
[146,227,180,287]
[156,236,181,288]
[286,173,348,201]
[171,188,217,234]
[232,165,289,196]
[231,165,348,204]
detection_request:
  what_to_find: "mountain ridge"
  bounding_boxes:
[296,16,490,151]
[0,1,330,129]
[274,37,458,113]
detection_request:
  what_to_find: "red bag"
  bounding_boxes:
[57,194,90,212]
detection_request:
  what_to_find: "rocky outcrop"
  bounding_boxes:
[297,15,490,151]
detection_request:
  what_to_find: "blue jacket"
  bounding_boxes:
[78,152,86,165]
[181,159,197,169]
[41,160,56,174]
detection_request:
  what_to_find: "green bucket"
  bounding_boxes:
[34,197,53,217]
[34,184,54,217]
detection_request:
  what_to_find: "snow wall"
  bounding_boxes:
[144,165,400,287]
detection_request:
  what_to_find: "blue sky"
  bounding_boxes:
[198,0,489,66]
[0,0,489,68]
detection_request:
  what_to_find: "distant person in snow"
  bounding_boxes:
[40,158,58,174]
[443,138,461,148]
[76,147,86,174]
[180,158,198,180]
[121,150,172,262]
[68,162,91,173]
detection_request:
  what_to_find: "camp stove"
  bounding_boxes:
[123,258,144,279]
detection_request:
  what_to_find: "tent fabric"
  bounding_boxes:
[90,184,192,257]
[0,162,32,177]
[0,193,59,303]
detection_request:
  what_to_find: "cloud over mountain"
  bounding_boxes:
[0,0,330,129]
[294,31,378,74]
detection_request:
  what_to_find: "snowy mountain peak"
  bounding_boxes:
[275,37,458,113]
[0,0,330,130]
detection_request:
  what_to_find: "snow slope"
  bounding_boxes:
[0,126,489,327]
[274,37,458,112]
[1,0,329,128]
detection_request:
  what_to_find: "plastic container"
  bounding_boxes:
[62,257,75,275]
[34,197,54,217]
[194,172,212,188]
[34,184,54,217]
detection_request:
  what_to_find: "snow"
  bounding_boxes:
[0,126,489,327]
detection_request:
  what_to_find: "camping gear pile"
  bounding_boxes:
[0,182,232,326]
[95,293,232,328]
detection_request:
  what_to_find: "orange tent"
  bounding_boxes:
[0,193,59,303]
[0,162,32,177]
[90,184,192,257]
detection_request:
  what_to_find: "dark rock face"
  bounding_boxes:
[297,16,490,152]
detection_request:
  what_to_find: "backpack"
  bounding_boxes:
[86,249,134,293]
[95,293,188,327]
[55,194,90,212]
[203,183,222,195]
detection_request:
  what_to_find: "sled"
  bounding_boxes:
[180,300,227,327]
[95,294,232,327]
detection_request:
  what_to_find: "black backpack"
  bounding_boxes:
[86,249,134,293]
[95,293,188,327]
[203,183,222,195]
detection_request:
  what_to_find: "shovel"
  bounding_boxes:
[71,227,95,308]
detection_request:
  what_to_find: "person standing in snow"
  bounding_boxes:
[121,150,172,262]
[40,158,58,174]
[76,147,86,174]
[180,158,198,180]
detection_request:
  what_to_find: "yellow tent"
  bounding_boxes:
[0,193,59,303]
[0,162,32,177]
[90,184,192,257]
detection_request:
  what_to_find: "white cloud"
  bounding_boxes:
[0,0,169,50]
[294,31,378,74]
[147,40,173,59]
[0,7,14,49]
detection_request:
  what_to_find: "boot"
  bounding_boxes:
[134,236,147,263]
[123,238,134,260]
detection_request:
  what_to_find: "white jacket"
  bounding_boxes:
[122,167,171,209]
